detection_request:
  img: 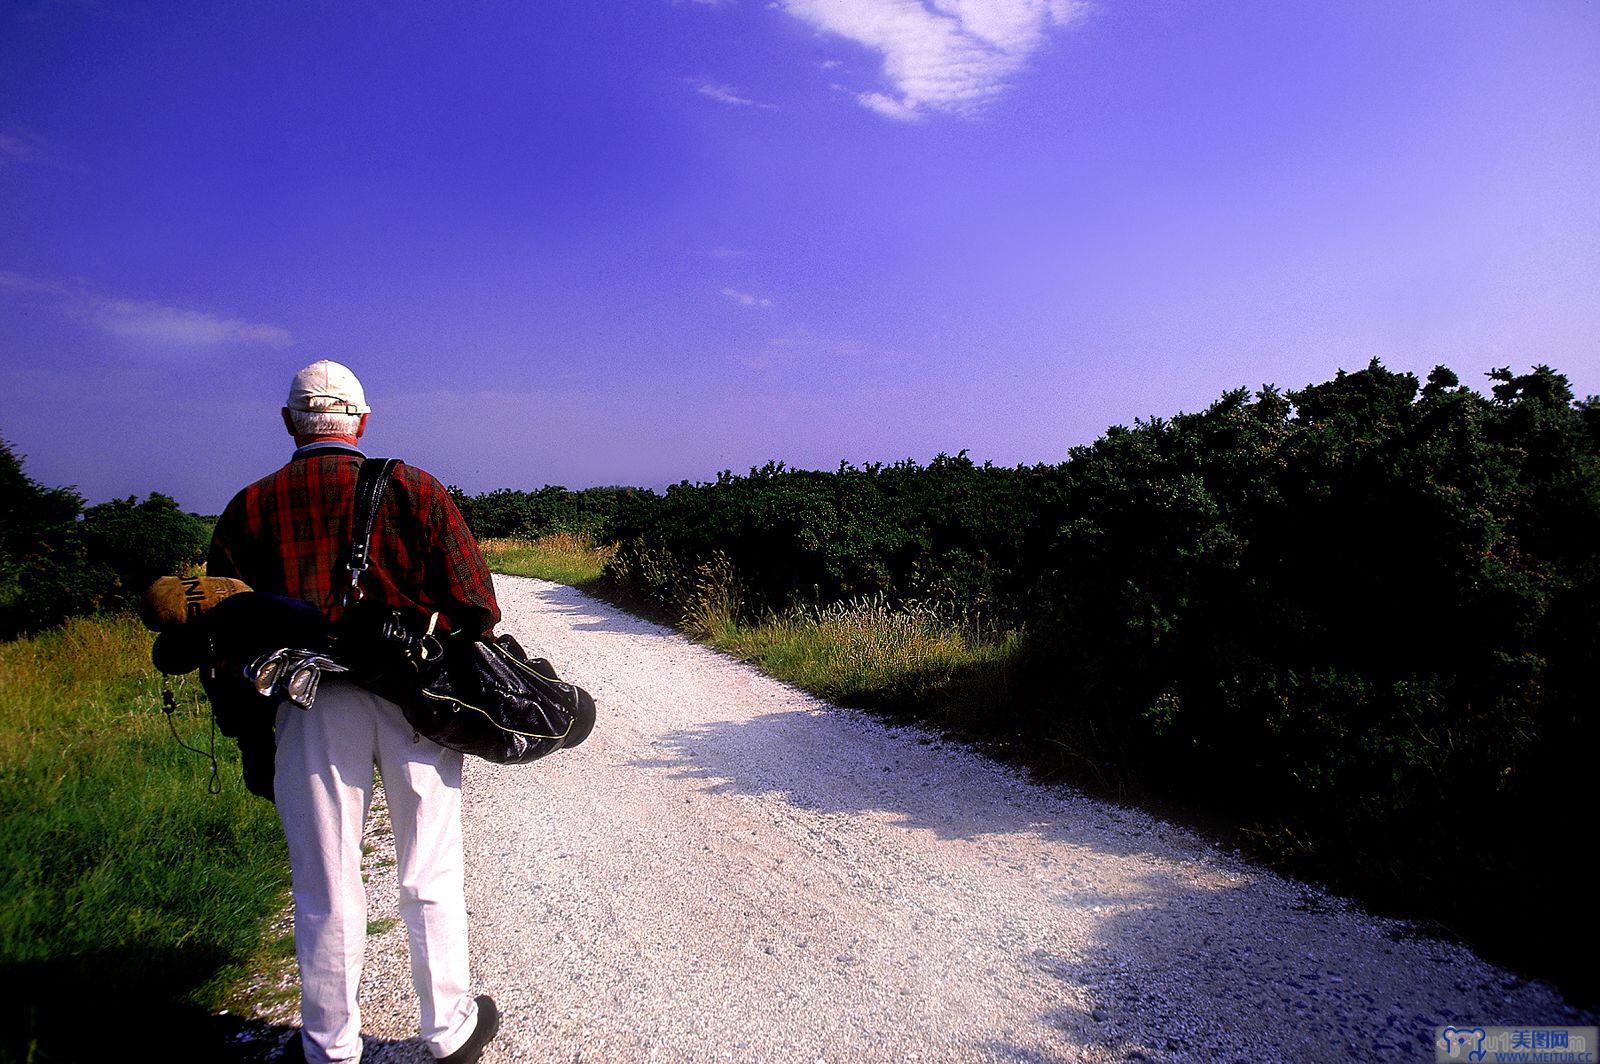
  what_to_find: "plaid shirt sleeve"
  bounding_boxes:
[414,470,501,638]
[206,491,248,582]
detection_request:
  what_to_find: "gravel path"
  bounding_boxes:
[263,575,1591,1063]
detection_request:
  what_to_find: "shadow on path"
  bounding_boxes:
[528,576,1596,1059]
[0,941,430,1063]
[631,708,1193,860]
[630,711,1597,1062]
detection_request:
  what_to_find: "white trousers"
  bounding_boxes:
[273,679,479,1063]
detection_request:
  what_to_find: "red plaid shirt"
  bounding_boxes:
[207,446,500,636]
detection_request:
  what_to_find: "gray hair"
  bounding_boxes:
[288,409,363,437]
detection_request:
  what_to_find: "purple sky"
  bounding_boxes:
[2,0,1596,513]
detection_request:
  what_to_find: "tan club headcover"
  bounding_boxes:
[140,575,253,632]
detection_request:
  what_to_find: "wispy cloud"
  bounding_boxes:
[0,272,67,297]
[737,327,870,370]
[93,298,293,346]
[778,0,1087,120]
[0,271,293,348]
[693,79,778,110]
[0,134,40,164]
[721,286,773,307]
[0,130,87,173]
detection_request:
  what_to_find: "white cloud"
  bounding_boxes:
[0,271,293,348]
[693,79,777,110]
[721,287,773,307]
[94,298,293,346]
[857,91,923,122]
[778,0,1087,120]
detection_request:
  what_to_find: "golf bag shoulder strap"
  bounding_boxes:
[343,457,402,606]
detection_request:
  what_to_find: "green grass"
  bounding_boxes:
[483,531,1027,745]
[691,593,1024,737]
[0,613,291,1062]
[482,533,610,587]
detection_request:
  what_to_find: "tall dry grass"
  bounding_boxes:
[702,590,1023,735]
[481,533,612,587]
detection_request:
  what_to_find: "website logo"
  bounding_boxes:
[1435,1027,1598,1063]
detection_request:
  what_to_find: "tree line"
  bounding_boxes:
[5,359,1594,992]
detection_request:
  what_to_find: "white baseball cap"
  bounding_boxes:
[287,360,371,415]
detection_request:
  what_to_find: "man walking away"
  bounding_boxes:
[208,360,502,1064]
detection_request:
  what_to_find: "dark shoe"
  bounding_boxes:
[277,1032,307,1064]
[437,995,500,1064]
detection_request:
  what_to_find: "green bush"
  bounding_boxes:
[449,484,646,541]
[0,437,211,637]
[0,438,116,639]
[1026,362,1598,980]
[1030,362,1597,796]
[605,454,1071,615]
[79,493,211,604]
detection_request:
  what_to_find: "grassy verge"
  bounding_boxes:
[486,536,1031,751]
[481,533,611,587]
[0,614,290,1062]
[697,595,1024,729]
[486,537,1033,739]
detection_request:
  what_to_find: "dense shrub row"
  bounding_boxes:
[605,454,1071,616]
[448,484,644,541]
[601,362,1599,987]
[0,438,210,639]
[1025,363,1598,969]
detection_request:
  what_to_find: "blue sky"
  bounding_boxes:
[2,0,1596,512]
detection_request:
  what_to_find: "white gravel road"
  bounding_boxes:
[267,575,1591,1063]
